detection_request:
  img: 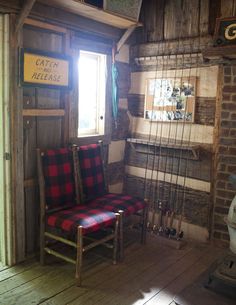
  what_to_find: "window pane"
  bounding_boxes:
[78,50,106,137]
[78,53,98,133]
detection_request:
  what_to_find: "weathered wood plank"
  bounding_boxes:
[25,17,67,33]
[124,175,210,228]
[208,0,221,35]
[145,246,224,305]
[37,0,141,29]
[22,109,65,117]
[0,263,49,295]
[130,36,213,59]
[126,144,212,182]
[10,14,25,263]
[22,26,65,256]
[107,161,125,185]
[15,0,37,33]
[0,238,229,305]
[51,243,191,305]
[221,0,235,17]
[0,0,20,11]
[139,0,165,43]
[23,26,63,52]
[0,265,76,305]
[33,242,156,305]
[199,0,209,35]
[31,2,122,40]
[69,244,208,305]
[25,187,39,254]
[0,259,37,281]
[164,0,200,40]
[120,245,212,305]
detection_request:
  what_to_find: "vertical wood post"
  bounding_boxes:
[10,14,25,263]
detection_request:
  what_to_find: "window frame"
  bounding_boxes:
[69,42,112,146]
[78,50,106,137]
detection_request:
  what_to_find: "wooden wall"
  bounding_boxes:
[125,0,234,241]
[137,0,235,44]
[9,0,236,259]
[22,23,69,255]
[125,0,236,242]
[17,11,119,258]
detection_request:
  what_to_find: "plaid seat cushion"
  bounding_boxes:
[47,205,116,234]
[78,144,106,200]
[42,148,76,210]
[88,193,146,216]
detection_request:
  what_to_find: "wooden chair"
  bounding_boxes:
[74,143,149,260]
[37,146,120,286]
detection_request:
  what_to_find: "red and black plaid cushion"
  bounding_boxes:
[42,148,76,210]
[88,193,146,216]
[78,144,106,200]
[47,205,116,234]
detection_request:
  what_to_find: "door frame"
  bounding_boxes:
[0,13,13,266]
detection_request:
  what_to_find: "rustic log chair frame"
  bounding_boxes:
[75,142,149,260]
[37,146,120,286]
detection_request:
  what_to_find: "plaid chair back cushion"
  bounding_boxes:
[42,148,77,210]
[78,144,106,200]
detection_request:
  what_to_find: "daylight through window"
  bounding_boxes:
[78,50,106,137]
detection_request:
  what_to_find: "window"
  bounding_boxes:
[78,50,106,137]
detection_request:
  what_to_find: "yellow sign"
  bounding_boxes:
[23,52,70,87]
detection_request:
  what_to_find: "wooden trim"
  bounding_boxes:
[31,2,122,41]
[10,14,25,263]
[38,0,141,29]
[117,25,137,52]
[25,17,66,33]
[131,35,213,58]
[15,0,37,33]
[203,45,236,59]
[126,165,211,193]
[22,109,65,117]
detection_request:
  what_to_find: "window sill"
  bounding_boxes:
[70,133,111,146]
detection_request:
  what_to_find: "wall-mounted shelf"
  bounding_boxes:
[38,0,142,29]
[127,137,200,160]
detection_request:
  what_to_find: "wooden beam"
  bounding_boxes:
[10,14,25,263]
[38,0,141,29]
[15,0,37,33]
[25,17,66,33]
[130,35,213,58]
[30,2,122,41]
[203,45,236,59]
[117,25,137,52]
[22,109,65,117]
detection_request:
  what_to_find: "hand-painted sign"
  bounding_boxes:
[214,17,236,46]
[21,49,72,89]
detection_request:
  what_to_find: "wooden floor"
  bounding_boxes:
[0,234,232,305]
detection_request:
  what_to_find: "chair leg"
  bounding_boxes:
[118,210,124,262]
[40,223,45,265]
[113,213,120,265]
[76,226,83,286]
[141,200,149,244]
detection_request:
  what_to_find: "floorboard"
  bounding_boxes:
[0,234,232,305]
